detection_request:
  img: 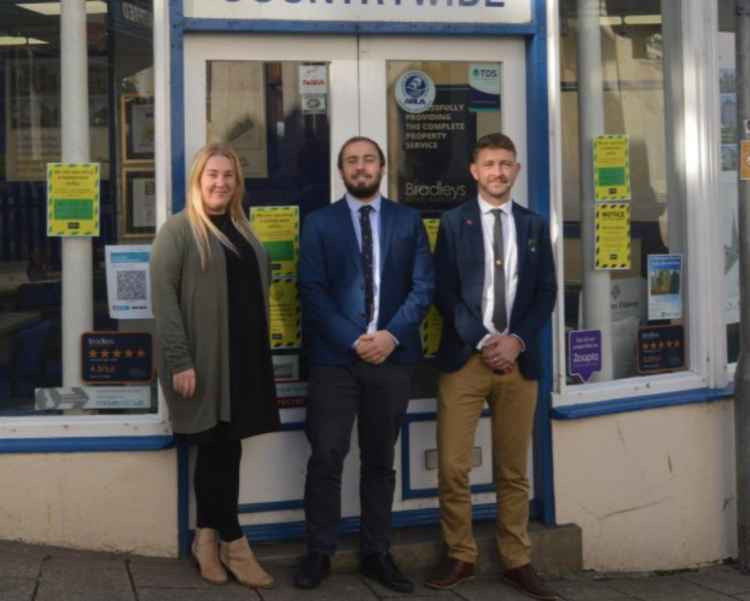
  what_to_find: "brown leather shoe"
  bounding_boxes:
[424,557,475,590]
[502,564,558,600]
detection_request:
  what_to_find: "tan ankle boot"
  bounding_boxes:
[191,528,228,584]
[219,536,274,589]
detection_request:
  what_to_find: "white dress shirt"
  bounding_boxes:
[477,195,520,350]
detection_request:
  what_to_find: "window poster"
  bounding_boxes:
[47,163,101,237]
[647,254,683,321]
[396,85,478,210]
[105,245,153,319]
[594,202,631,270]
[593,135,631,201]
[269,279,301,350]
[249,205,300,278]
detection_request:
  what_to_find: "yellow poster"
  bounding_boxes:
[420,305,443,358]
[593,135,630,201]
[269,279,301,349]
[741,140,750,181]
[47,163,100,237]
[422,218,440,252]
[595,203,631,270]
[250,206,299,278]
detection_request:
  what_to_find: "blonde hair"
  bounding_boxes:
[186,143,256,270]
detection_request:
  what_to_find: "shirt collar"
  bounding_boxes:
[477,195,513,217]
[346,193,382,214]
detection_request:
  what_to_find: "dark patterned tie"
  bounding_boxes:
[359,205,375,323]
[491,209,507,333]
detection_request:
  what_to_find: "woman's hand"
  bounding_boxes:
[172,368,197,398]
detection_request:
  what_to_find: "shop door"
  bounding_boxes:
[182,33,530,539]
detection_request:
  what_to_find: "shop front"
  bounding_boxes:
[0,0,741,571]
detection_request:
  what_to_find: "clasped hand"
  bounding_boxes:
[481,334,521,373]
[355,330,396,365]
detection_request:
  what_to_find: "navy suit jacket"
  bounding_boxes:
[434,199,557,379]
[299,197,435,366]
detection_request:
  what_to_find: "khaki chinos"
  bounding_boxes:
[437,353,537,569]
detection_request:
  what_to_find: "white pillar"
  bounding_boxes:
[576,0,612,380]
[60,0,93,386]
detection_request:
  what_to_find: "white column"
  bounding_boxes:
[576,0,612,381]
[60,0,93,386]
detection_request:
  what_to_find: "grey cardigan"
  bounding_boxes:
[150,211,271,434]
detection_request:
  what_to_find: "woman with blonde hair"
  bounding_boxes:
[151,143,279,588]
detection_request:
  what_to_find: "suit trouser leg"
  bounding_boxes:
[304,365,359,556]
[357,362,412,556]
[488,364,538,569]
[437,354,494,563]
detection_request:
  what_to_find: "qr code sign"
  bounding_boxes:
[116,270,147,301]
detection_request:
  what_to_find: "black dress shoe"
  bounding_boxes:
[361,552,415,594]
[294,552,331,589]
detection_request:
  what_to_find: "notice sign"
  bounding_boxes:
[47,163,100,236]
[568,329,602,382]
[105,245,153,320]
[594,135,630,201]
[269,279,301,349]
[81,332,153,384]
[250,206,299,278]
[637,325,685,374]
[595,203,631,270]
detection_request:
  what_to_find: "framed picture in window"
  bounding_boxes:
[123,168,156,236]
[121,95,154,162]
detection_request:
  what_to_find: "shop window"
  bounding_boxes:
[0,1,157,418]
[559,0,687,384]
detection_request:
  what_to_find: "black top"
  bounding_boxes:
[176,214,279,445]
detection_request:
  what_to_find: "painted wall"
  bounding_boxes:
[0,449,178,556]
[553,400,737,571]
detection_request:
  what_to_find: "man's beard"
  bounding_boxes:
[344,175,382,199]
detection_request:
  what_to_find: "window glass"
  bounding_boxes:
[0,1,157,416]
[559,0,687,383]
[718,2,739,364]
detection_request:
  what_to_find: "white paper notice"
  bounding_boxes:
[105,245,153,319]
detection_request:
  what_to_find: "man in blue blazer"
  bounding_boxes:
[425,133,557,600]
[296,136,434,593]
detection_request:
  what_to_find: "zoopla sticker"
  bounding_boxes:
[395,70,436,114]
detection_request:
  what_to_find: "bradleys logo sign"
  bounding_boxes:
[184,0,531,24]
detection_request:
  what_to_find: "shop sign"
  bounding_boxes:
[46,163,101,237]
[185,0,532,24]
[81,332,153,384]
[568,329,601,383]
[637,325,685,374]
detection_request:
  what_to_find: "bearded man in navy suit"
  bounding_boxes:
[296,136,434,593]
[425,133,557,600]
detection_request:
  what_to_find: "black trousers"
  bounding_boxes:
[303,361,413,556]
[194,438,243,542]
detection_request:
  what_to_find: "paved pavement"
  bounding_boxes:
[3,538,750,601]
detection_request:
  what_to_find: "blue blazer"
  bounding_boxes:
[299,197,435,366]
[433,199,557,379]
